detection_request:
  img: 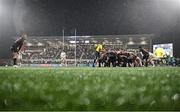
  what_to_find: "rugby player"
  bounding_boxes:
[11,33,27,67]
[93,42,105,67]
[60,50,67,66]
[106,49,117,67]
[139,46,149,67]
[148,52,157,67]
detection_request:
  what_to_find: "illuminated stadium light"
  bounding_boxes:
[69,41,79,43]
[37,42,43,46]
[83,36,91,38]
[69,41,75,44]
[127,41,134,45]
[117,40,122,43]
[140,41,147,45]
[69,36,91,38]
[69,36,76,38]
[85,40,89,43]
[140,37,147,45]
[127,38,135,45]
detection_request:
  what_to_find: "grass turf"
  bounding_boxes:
[0,67,180,110]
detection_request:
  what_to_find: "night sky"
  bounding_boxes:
[0,0,180,58]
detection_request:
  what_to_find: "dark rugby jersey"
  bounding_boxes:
[121,52,130,57]
[139,48,149,55]
[11,37,24,52]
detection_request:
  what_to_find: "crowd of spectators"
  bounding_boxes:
[22,41,95,62]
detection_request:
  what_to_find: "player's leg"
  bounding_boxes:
[137,57,143,67]
[112,57,116,67]
[93,51,100,67]
[150,58,155,67]
[122,57,127,67]
[61,58,67,66]
[18,53,22,67]
[12,52,18,67]
[13,58,17,65]
[145,54,149,67]
[64,58,67,67]
[93,52,98,67]
[60,58,64,66]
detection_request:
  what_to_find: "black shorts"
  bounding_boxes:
[143,54,149,60]
[127,59,133,64]
[108,55,116,62]
[95,51,100,59]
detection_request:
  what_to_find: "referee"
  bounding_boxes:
[93,42,105,67]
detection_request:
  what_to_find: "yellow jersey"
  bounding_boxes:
[96,44,104,52]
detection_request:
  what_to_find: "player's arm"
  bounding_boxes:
[101,45,106,52]
[18,41,27,53]
[144,49,149,54]
[101,49,106,53]
[20,44,27,54]
[17,43,23,53]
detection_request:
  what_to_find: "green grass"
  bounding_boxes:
[0,67,180,110]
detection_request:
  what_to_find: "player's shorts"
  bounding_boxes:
[12,52,18,59]
[108,55,116,62]
[127,59,133,64]
[18,53,22,60]
[95,51,100,59]
[143,54,149,60]
[61,57,66,62]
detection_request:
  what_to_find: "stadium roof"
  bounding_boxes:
[12,34,153,46]
[25,34,154,40]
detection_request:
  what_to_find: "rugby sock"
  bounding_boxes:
[93,59,96,67]
[13,58,17,65]
[145,59,148,67]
